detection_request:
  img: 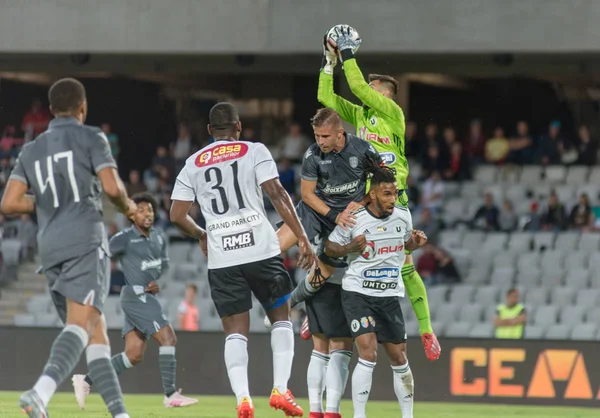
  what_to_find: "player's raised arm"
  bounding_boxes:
[0,150,35,215]
[169,167,207,241]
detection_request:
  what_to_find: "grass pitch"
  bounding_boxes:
[0,392,595,417]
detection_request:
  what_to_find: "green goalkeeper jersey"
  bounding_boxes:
[318,58,408,189]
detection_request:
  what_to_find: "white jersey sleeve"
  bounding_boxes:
[171,166,195,201]
[253,143,279,186]
[403,207,413,242]
[327,224,353,247]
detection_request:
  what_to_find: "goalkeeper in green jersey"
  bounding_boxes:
[319,26,440,362]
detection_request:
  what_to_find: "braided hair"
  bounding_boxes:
[364,156,396,186]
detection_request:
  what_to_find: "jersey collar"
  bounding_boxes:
[365,204,390,220]
[130,224,153,237]
[49,117,80,127]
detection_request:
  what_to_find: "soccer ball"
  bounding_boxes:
[325,24,361,55]
[361,242,375,260]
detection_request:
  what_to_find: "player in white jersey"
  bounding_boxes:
[324,165,427,418]
[169,103,316,418]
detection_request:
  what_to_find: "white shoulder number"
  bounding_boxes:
[34,150,80,208]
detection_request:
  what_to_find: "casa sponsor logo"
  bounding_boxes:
[323,179,360,195]
[222,230,255,251]
[380,152,397,165]
[359,127,391,145]
[363,267,400,279]
[208,213,262,233]
[141,259,162,272]
[195,143,249,167]
[450,347,600,401]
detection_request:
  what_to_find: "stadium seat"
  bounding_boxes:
[577,184,599,202]
[564,250,588,270]
[474,166,498,183]
[508,232,533,252]
[442,198,467,225]
[482,233,509,252]
[545,325,571,340]
[564,268,590,289]
[462,232,486,252]
[588,167,600,185]
[539,267,565,287]
[565,166,589,185]
[168,243,191,264]
[539,249,564,270]
[469,323,494,338]
[27,295,53,315]
[520,166,543,184]
[559,305,586,327]
[105,311,124,329]
[444,322,472,338]
[555,232,580,251]
[405,320,419,337]
[36,312,60,327]
[517,253,540,271]
[434,304,460,325]
[429,321,445,337]
[554,184,576,203]
[505,184,527,202]
[188,245,204,263]
[439,230,464,249]
[447,248,471,277]
[464,268,489,285]
[484,305,499,322]
[493,252,516,269]
[587,252,600,271]
[533,233,556,251]
[551,287,576,306]
[533,306,559,327]
[449,285,475,305]
[461,182,482,199]
[571,324,598,341]
[473,286,500,306]
[524,287,549,306]
[458,304,483,324]
[1,239,21,265]
[175,263,199,282]
[499,165,520,182]
[466,199,484,220]
[544,165,567,183]
[516,269,542,289]
[484,184,504,206]
[579,233,600,252]
[524,325,545,339]
[103,296,121,315]
[576,289,600,308]
[489,267,515,288]
[426,285,449,306]
[585,307,600,324]
[444,182,461,198]
[14,314,36,327]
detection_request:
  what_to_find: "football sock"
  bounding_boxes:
[224,333,250,404]
[325,349,352,413]
[352,358,376,418]
[290,273,321,307]
[159,346,177,397]
[84,352,133,386]
[271,321,295,393]
[307,350,329,413]
[392,362,414,418]
[34,324,88,406]
[402,263,433,334]
[86,344,128,417]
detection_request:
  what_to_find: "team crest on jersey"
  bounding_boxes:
[195,143,248,167]
[349,156,359,168]
[396,225,402,233]
[361,317,369,328]
[351,319,360,332]
[369,116,377,126]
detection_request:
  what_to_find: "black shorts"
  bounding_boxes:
[341,289,407,344]
[278,201,347,268]
[305,282,352,339]
[208,255,293,318]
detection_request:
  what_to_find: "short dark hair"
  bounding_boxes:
[507,288,518,296]
[368,74,398,96]
[131,192,158,221]
[187,283,198,293]
[365,157,396,187]
[48,78,86,113]
[209,102,239,132]
[311,108,342,128]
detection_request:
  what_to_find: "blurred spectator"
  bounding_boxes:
[17,214,37,261]
[535,120,562,165]
[415,208,441,244]
[280,123,311,163]
[541,190,567,231]
[494,288,526,339]
[109,260,126,295]
[416,244,438,286]
[485,127,510,164]
[569,193,594,231]
[576,125,598,166]
[405,175,420,212]
[101,123,120,159]
[405,121,419,158]
[507,121,534,165]
[0,126,21,159]
[523,201,542,231]
[0,156,11,191]
[126,169,147,196]
[441,126,457,160]
[421,145,448,179]
[420,122,441,161]
[420,171,445,213]
[471,192,500,231]
[178,284,200,331]
[499,200,518,232]
[432,245,461,284]
[464,119,486,164]
[416,243,461,286]
[21,99,50,140]
[445,142,471,181]
[278,158,296,200]
[171,123,193,167]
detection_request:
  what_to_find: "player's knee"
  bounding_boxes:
[359,349,377,363]
[312,335,330,354]
[126,347,144,365]
[388,344,408,366]
[162,330,177,347]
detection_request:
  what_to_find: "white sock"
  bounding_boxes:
[271,321,295,393]
[224,334,250,404]
[307,350,329,413]
[33,376,57,407]
[114,414,130,418]
[392,363,414,418]
[352,358,376,418]
[325,350,352,413]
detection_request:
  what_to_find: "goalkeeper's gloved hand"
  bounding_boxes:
[421,332,441,361]
[321,34,337,75]
[335,26,361,62]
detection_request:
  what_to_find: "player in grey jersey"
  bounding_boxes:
[324,165,427,418]
[1,78,135,418]
[72,193,198,409]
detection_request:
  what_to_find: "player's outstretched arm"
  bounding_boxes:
[0,180,35,215]
[318,71,361,126]
[262,178,318,271]
[97,167,136,217]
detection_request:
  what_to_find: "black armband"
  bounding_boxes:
[325,209,340,224]
[340,49,355,62]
